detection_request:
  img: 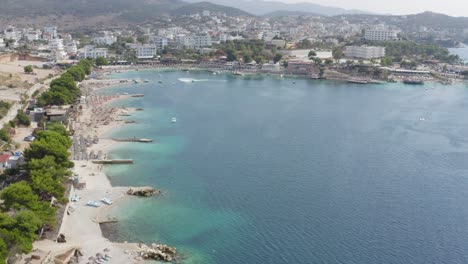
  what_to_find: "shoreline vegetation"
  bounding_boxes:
[0,60,178,264]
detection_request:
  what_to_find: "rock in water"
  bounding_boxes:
[138,243,177,262]
[127,187,161,197]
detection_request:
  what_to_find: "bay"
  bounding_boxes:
[101,70,468,264]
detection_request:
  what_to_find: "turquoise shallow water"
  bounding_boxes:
[101,70,468,264]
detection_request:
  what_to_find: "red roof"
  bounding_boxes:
[0,154,11,163]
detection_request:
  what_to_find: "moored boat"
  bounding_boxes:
[403,79,424,85]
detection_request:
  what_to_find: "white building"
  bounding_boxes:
[193,34,212,48]
[4,26,20,41]
[26,30,40,42]
[43,26,58,40]
[0,38,5,49]
[79,45,108,59]
[202,10,210,16]
[151,36,168,50]
[49,38,67,60]
[66,41,78,54]
[127,44,157,59]
[364,30,398,41]
[344,46,386,59]
[93,34,117,45]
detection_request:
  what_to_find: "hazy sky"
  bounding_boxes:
[279,0,468,16]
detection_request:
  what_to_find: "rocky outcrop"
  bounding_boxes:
[127,187,161,197]
[138,244,177,262]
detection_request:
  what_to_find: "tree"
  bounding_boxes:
[254,56,264,65]
[273,53,283,64]
[0,238,7,264]
[24,137,72,168]
[0,181,39,211]
[308,50,317,58]
[95,57,109,66]
[226,49,237,62]
[15,112,31,127]
[332,47,344,61]
[312,57,322,64]
[0,129,10,142]
[381,57,393,66]
[243,54,252,64]
[137,35,149,44]
[23,65,33,74]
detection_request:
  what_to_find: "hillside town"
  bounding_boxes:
[1,1,468,264]
[0,10,467,86]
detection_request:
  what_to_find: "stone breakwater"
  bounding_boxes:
[134,243,177,262]
[127,186,161,197]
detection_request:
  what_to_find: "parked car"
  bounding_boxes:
[24,135,35,142]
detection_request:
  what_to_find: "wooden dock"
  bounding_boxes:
[92,159,134,164]
[112,138,153,143]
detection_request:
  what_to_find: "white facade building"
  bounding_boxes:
[151,36,169,50]
[344,46,386,59]
[79,45,108,59]
[26,30,40,42]
[193,34,212,48]
[364,30,398,41]
[43,26,58,40]
[49,38,67,60]
[4,26,20,41]
[0,38,4,49]
[93,35,117,45]
[128,44,157,59]
[66,41,78,54]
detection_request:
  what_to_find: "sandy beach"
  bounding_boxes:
[23,77,158,264]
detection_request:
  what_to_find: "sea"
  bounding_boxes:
[449,46,468,63]
[99,70,468,264]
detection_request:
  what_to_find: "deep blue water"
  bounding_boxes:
[101,70,468,264]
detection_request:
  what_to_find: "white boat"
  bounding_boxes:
[171,117,177,123]
[101,198,113,205]
[86,201,100,207]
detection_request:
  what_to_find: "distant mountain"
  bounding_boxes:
[185,0,372,16]
[170,2,252,16]
[0,0,252,27]
[343,11,468,30]
[263,10,322,17]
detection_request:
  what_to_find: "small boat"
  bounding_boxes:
[348,79,368,84]
[123,92,129,95]
[403,79,424,85]
[86,201,100,207]
[71,194,80,202]
[419,117,425,121]
[171,117,177,123]
[158,80,163,83]
[144,79,149,83]
[101,198,113,205]
[233,71,243,76]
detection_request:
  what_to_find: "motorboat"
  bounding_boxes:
[101,198,113,205]
[86,201,100,207]
[171,117,177,123]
